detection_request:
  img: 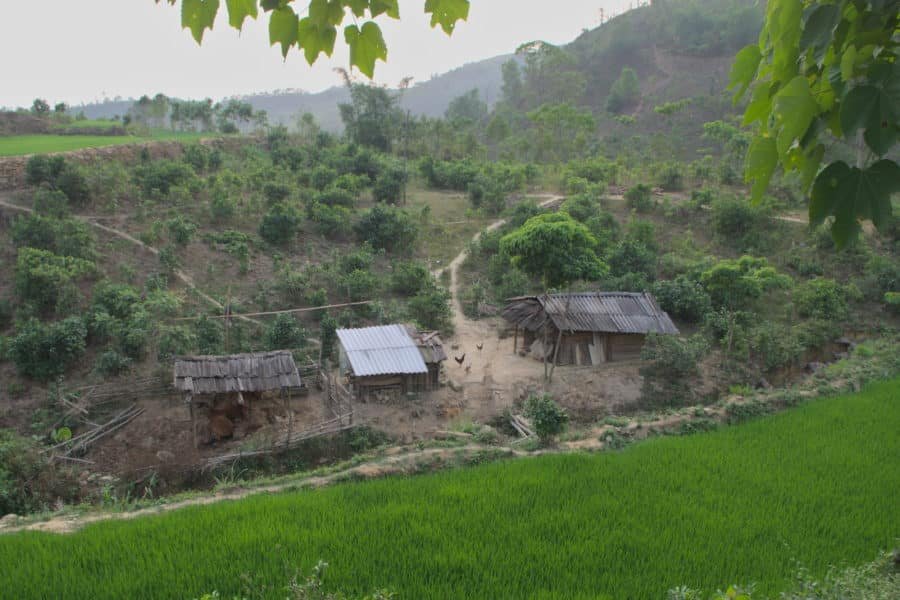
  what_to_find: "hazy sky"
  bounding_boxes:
[1,1,634,108]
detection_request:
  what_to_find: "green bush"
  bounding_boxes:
[750,322,803,372]
[0,429,80,515]
[652,276,713,323]
[15,248,95,313]
[166,216,197,246]
[266,314,306,350]
[340,269,379,302]
[372,164,408,204]
[605,67,640,113]
[523,394,569,444]
[209,186,237,221]
[864,255,900,299]
[885,292,900,314]
[655,162,685,191]
[32,188,70,218]
[625,184,654,212]
[561,194,601,223]
[10,214,95,260]
[55,164,91,206]
[94,349,133,377]
[10,317,88,381]
[390,261,431,296]
[709,195,770,251]
[794,278,855,321]
[25,155,66,187]
[408,284,453,332]
[157,325,196,360]
[309,203,352,239]
[315,186,356,208]
[259,203,300,246]
[195,316,224,354]
[354,205,418,253]
[134,160,197,197]
[640,334,709,407]
[607,239,657,280]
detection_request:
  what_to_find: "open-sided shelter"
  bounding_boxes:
[173,350,302,446]
[502,292,679,366]
[337,324,446,402]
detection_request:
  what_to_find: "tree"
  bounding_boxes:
[445,89,488,124]
[31,98,49,115]
[729,0,898,247]
[159,0,470,78]
[500,213,607,288]
[354,204,417,253]
[53,102,68,114]
[523,394,568,445]
[605,67,640,114]
[527,103,596,163]
[338,83,402,152]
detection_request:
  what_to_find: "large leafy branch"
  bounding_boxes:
[158,0,470,77]
[729,0,899,246]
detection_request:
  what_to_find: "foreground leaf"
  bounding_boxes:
[225,0,257,30]
[182,0,220,43]
[424,0,470,35]
[269,6,299,58]
[345,22,388,78]
[745,137,778,204]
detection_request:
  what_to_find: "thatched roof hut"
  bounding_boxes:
[503,292,678,365]
[173,351,302,395]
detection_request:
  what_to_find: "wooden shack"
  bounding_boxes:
[173,351,303,447]
[502,292,679,366]
[336,324,446,402]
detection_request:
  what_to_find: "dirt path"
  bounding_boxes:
[0,193,263,327]
[433,194,564,393]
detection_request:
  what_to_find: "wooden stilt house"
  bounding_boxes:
[502,292,679,366]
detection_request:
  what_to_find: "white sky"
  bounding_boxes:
[0,1,634,109]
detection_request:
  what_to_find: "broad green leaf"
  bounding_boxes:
[269,6,299,58]
[745,136,778,203]
[743,82,774,127]
[182,0,220,44]
[729,45,762,102]
[424,0,470,35]
[810,159,899,246]
[297,17,337,64]
[345,0,369,17]
[770,0,802,83]
[260,0,289,11]
[309,0,344,26]
[371,0,400,19]
[799,3,839,64]
[772,76,819,158]
[840,45,857,81]
[859,159,900,229]
[810,161,859,247]
[840,85,899,156]
[345,22,387,78]
[225,0,257,30]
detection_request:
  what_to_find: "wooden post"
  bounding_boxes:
[284,387,293,449]
[187,393,197,449]
[513,325,518,354]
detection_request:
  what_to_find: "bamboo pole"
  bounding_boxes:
[171,301,374,321]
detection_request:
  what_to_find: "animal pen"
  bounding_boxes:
[336,324,447,402]
[502,292,679,366]
[173,351,303,448]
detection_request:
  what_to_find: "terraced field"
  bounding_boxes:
[1,379,897,599]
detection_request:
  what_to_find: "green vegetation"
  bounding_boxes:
[1,379,897,599]
[0,131,206,157]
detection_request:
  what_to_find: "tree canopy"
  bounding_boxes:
[729,0,899,247]
[500,213,607,288]
[159,0,470,77]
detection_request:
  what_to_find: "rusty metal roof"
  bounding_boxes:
[173,351,302,395]
[503,292,679,335]
[337,324,428,377]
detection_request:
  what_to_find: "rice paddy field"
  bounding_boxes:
[0,131,207,156]
[1,378,897,599]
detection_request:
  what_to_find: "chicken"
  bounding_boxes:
[454,353,466,366]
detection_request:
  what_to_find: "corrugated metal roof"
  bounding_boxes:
[173,351,302,394]
[337,324,428,377]
[502,292,679,335]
